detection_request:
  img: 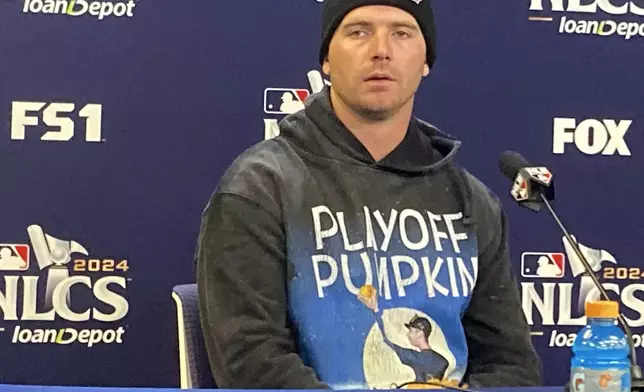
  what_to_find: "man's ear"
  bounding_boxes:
[322,59,331,76]
[422,63,430,77]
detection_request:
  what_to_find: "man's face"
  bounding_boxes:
[323,5,429,121]
[407,326,426,347]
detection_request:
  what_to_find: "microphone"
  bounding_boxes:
[499,151,555,212]
[498,150,643,392]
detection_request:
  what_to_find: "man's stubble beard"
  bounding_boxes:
[335,84,416,122]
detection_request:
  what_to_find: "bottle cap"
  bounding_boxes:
[585,300,619,318]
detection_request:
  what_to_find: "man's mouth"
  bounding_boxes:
[364,73,394,82]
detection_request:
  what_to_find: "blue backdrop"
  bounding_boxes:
[1,0,642,388]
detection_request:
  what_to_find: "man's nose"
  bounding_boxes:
[370,31,392,61]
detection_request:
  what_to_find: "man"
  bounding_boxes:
[359,285,449,383]
[196,0,542,389]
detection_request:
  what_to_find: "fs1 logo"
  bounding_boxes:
[0,225,130,347]
[11,101,103,143]
[263,70,329,140]
[552,117,632,156]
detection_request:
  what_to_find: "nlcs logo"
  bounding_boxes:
[529,1,644,40]
[0,225,129,323]
[552,117,632,156]
[529,0,644,15]
[11,101,103,142]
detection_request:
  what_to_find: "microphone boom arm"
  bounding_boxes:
[540,193,643,382]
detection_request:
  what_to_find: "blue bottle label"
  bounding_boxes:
[571,367,630,392]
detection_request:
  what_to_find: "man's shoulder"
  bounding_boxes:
[460,168,502,209]
[215,137,296,206]
[456,166,506,232]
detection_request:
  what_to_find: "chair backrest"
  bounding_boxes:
[172,283,217,389]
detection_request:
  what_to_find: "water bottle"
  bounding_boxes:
[570,300,631,392]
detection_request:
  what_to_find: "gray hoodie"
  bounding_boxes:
[196,86,542,389]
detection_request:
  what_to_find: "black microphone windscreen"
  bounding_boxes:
[499,151,531,181]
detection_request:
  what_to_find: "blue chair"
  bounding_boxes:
[172,284,217,389]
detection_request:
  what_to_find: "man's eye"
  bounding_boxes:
[349,30,367,37]
[395,30,411,38]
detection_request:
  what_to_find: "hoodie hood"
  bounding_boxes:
[278,86,474,226]
[279,86,461,174]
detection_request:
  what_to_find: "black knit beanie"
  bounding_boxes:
[318,0,436,68]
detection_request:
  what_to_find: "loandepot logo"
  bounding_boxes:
[0,224,130,348]
[23,0,136,20]
[529,0,644,40]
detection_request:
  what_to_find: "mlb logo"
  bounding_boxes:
[525,167,553,185]
[264,88,310,115]
[521,252,565,278]
[511,174,529,201]
[0,244,30,271]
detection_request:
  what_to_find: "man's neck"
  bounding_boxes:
[330,88,413,162]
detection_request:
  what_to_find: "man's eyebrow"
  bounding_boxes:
[389,21,420,30]
[341,21,420,30]
[341,21,371,30]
